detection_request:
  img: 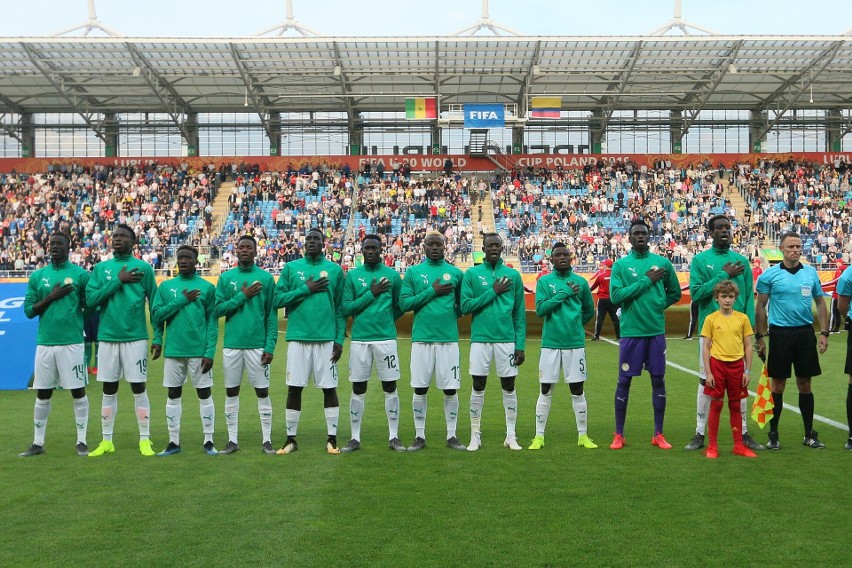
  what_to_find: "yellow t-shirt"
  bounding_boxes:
[700,310,753,362]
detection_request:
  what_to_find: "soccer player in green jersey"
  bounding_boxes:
[19,232,91,457]
[86,224,162,457]
[461,233,526,451]
[274,228,346,455]
[215,235,278,455]
[340,234,406,452]
[151,245,219,456]
[529,242,597,451]
[684,215,763,452]
[399,232,466,451]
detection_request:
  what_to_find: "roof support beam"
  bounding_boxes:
[517,40,541,117]
[331,42,356,124]
[0,114,24,144]
[598,41,643,136]
[21,42,107,142]
[229,44,274,140]
[754,41,844,141]
[679,40,743,137]
[126,43,193,142]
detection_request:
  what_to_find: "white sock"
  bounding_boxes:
[444,394,459,439]
[286,408,301,437]
[225,395,239,443]
[572,393,588,436]
[324,406,339,436]
[502,389,518,438]
[412,393,427,439]
[696,383,710,435]
[258,396,272,444]
[469,390,484,435]
[535,392,553,437]
[384,390,400,440]
[166,398,182,445]
[350,393,365,441]
[33,398,51,446]
[101,393,117,441]
[740,397,749,434]
[73,396,89,445]
[199,396,215,444]
[134,391,151,440]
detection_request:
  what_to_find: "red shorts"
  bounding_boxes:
[704,357,745,400]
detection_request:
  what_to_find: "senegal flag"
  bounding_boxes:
[405,97,437,120]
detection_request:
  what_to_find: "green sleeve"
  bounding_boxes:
[215,277,247,318]
[264,284,278,354]
[273,266,310,309]
[399,273,437,313]
[512,272,526,351]
[23,274,39,320]
[334,270,346,345]
[143,267,163,345]
[151,287,189,326]
[341,273,374,317]
[460,271,497,315]
[86,271,122,307]
[580,281,595,325]
[204,287,218,360]
[689,263,726,304]
[535,279,570,317]
[391,273,403,321]
[665,264,682,308]
[610,264,651,305]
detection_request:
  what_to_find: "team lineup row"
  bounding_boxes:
[19,216,852,458]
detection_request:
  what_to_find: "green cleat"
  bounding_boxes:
[578,434,598,449]
[139,440,155,456]
[528,435,545,450]
[88,440,115,457]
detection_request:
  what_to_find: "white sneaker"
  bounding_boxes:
[467,433,482,452]
[503,436,522,451]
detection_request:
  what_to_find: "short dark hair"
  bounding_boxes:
[177,244,198,258]
[552,241,568,251]
[306,227,324,239]
[629,220,650,233]
[779,231,801,245]
[707,214,729,232]
[50,232,71,245]
[114,223,136,242]
[362,233,382,245]
[237,234,257,247]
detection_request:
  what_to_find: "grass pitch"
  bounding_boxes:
[1,328,850,567]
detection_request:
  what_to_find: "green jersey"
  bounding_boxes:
[86,254,161,344]
[24,261,91,346]
[399,258,463,343]
[535,268,594,350]
[461,259,526,350]
[341,262,402,342]
[151,273,218,359]
[215,264,278,353]
[611,249,682,338]
[274,256,345,344]
[689,246,755,331]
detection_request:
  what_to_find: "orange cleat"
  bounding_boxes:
[732,445,758,458]
[610,433,625,450]
[705,447,719,459]
[651,433,672,449]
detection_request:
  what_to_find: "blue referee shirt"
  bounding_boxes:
[835,265,852,317]
[756,263,826,327]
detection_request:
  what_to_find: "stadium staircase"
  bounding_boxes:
[468,130,516,172]
[207,181,235,275]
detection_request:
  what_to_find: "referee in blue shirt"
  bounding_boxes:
[755,232,829,450]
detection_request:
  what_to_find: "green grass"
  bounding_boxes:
[1,329,850,567]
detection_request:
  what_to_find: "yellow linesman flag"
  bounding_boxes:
[750,360,774,429]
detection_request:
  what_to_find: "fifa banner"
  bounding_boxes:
[0,283,38,390]
[464,104,505,128]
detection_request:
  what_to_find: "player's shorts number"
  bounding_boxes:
[384,354,397,369]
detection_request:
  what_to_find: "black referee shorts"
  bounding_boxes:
[767,325,821,379]
[844,332,852,375]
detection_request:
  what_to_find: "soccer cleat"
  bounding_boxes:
[219,441,240,455]
[203,441,218,456]
[467,433,481,452]
[388,437,407,452]
[139,439,155,457]
[766,432,781,450]
[705,447,719,459]
[577,434,598,449]
[742,433,765,451]
[446,436,467,451]
[76,442,89,457]
[733,445,758,458]
[340,439,361,453]
[276,440,298,455]
[262,441,277,455]
[157,442,181,457]
[503,437,522,451]
[88,440,115,457]
[326,439,341,455]
[651,433,672,449]
[609,433,625,450]
[684,432,705,451]
[18,444,45,457]
[591,336,600,341]
[802,431,826,449]
[528,435,545,450]
[845,437,852,450]
[407,437,426,452]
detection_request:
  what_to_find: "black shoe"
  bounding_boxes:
[742,433,765,451]
[684,432,705,451]
[408,437,426,452]
[802,431,826,449]
[591,336,601,341]
[219,441,240,455]
[76,442,89,457]
[446,436,467,451]
[340,438,361,453]
[846,437,852,450]
[388,437,407,452]
[203,441,219,456]
[18,444,45,457]
[157,442,182,456]
[683,336,693,341]
[766,432,781,451]
[261,441,277,455]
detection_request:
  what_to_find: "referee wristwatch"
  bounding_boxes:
[754,332,766,340]
[820,330,830,337]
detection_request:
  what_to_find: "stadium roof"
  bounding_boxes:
[1,35,851,119]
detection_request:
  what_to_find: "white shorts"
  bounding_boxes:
[286,341,338,389]
[697,336,706,380]
[349,340,401,382]
[410,342,461,390]
[539,348,588,384]
[97,340,150,383]
[163,357,214,389]
[222,348,270,389]
[33,344,87,390]
[469,342,518,377]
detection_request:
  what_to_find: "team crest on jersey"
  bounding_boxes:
[651,265,659,271]
[621,363,630,372]
[442,273,450,281]
[64,278,73,285]
[320,271,328,278]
